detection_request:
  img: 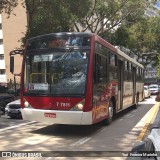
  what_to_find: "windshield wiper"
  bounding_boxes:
[60,48,74,60]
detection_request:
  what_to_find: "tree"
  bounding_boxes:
[20,0,149,45]
[21,0,92,45]
[0,0,18,15]
[112,16,160,68]
[73,0,147,34]
[2,0,153,49]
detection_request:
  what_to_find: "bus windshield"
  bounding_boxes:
[24,50,89,96]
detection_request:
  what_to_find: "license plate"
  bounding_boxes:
[10,109,18,113]
[44,113,56,118]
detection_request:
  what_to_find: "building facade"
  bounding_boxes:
[144,64,158,84]
[0,2,27,86]
[0,15,7,86]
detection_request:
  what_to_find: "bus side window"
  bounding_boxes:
[109,52,117,81]
[93,54,107,84]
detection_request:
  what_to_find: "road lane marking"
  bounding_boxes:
[129,115,135,118]
[118,118,123,121]
[0,121,36,132]
[70,126,106,146]
[70,137,92,147]
[136,102,160,141]
[125,114,132,117]
[100,128,106,132]
[45,158,53,160]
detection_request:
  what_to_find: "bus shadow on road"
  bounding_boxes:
[113,106,136,121]
[30,107,134,138]
[30,123,105,138]
[30,102,151,138]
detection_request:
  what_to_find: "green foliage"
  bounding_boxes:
[0,0,18,14]
[112,15,160,68]
[2,0,158,62]
[21,0,92,45]
[157,55,160,78]
[73,0,146,34]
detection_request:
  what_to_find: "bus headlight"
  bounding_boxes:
[70,100,85,111]
[24,100,32,108]
[76,103,84,110]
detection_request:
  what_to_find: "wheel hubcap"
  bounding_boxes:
[109,105,113,119]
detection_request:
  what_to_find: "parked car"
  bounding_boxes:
[144,85,151,98]
[0,95,15,114]
[0,86,8,93]
[7,86,20,95]
[148,84,159,95]
[5,99,21,118]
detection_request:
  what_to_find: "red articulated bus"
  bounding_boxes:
[10,32,144,125]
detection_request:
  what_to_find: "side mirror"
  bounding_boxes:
[10,56,14,74]
[10,49,24,74]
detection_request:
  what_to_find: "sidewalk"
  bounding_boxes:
[137,102,160,141]
[128,102,160,160]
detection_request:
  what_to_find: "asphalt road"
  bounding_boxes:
[0,96,157,160]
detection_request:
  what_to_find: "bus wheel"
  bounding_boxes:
[103,101,114,125]
[136,94,139,105]
[136,94,139,107]
[133,94,139,109]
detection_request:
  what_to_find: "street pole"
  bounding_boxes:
[14,74,17,97]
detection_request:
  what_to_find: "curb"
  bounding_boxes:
[128,102,160,160]
[136,102,160,141]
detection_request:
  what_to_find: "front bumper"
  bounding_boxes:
[150,91,159,95]
[5,109,21,117]
[21,108,92,125]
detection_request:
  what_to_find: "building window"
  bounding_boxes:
[0,23,2,29]
[0,39,3,45]
[0,69,5,75]
[0,54,4,60]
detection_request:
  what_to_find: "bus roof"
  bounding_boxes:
[94,34,144,69]
[116,48,144,69]
[27,32,92,42]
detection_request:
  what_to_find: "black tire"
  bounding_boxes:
[102,100,114,125]
[133,104,137,109]
[136,94,139,105]
[0,101,6,114]
[133,94,139,109]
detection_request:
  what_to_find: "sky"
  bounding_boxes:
[155,0,160,9]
